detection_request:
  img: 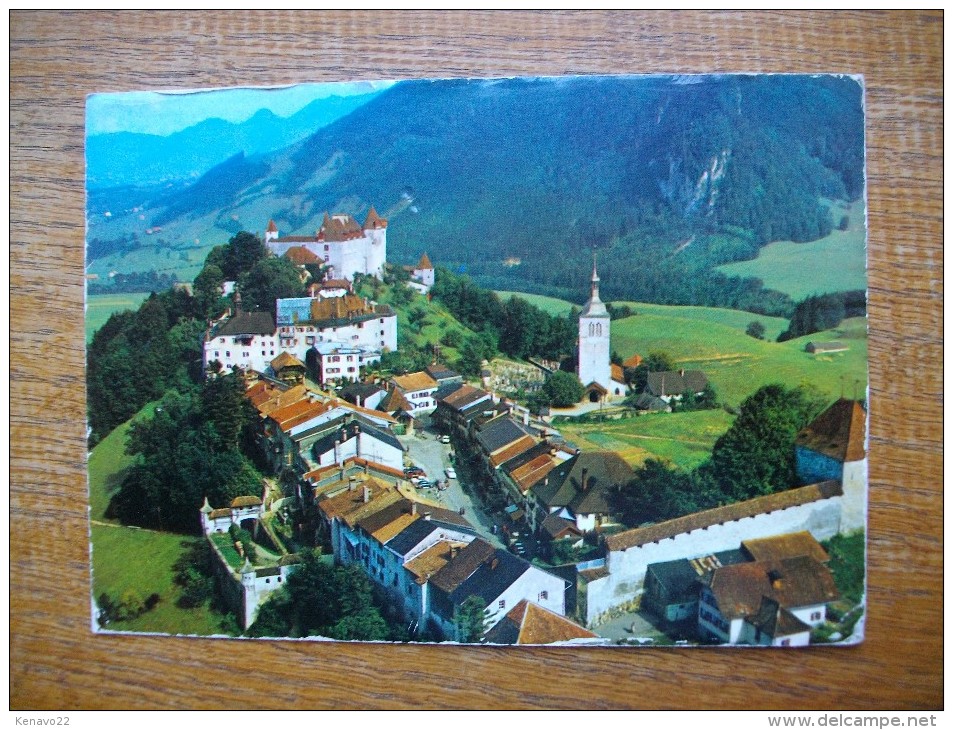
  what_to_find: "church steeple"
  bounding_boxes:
[580,252,608,318]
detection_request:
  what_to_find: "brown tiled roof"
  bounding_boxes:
[319,212,364,241]
[284,246,320,265]
[350,457,405,479]
[230,496,262,508]
[215,311,276,337]
[485,600,598,645]
[741,531,830,564]
[209,508,231,519]
[605,481,843,553]
[266,219,278,233]
[747,597,811,638]
[509,453,560,494]
[429,538,496,593]
[646,370,708,398]
[268,399,327,431]
[490,434,538,468]
[623,354,643,368]
[252,384,310,416]
[246,380,287,408]
[704,555,839,620]
[355,498,420,543]
[270,351,305,371]
[404,541,467,583]
[611,364,625,383]
[441,384,490,410]
[275,235,316,243]
[416,252,433,269]
[795,399,867,462]
[319,278,352,290]
[364,206,387,230]
[316,480,402,527]
[392,371,439,393]
[378,386,412,413]
[309,294,377,324]
[540,513,582,541]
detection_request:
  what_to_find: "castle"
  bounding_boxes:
[264,207,388,281]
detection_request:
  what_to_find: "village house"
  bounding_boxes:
[641,550,748,624]
[432,383,495,439]
[264,207,387,281]
[483,600,602,646]
[528,451,635,535]
[338,381,388,411]
[202,294,279,375]
[698,554,839,646]
[388,371,440,416]
[644,369,709,403]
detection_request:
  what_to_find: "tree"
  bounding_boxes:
[239,256,304,316]
[630,351,676,392]
[193,263,226,318]
[541,370,585,407]
[453,595,488,643]
[221,231,268,281]
[698,384,825,502]
[746,321,766,340]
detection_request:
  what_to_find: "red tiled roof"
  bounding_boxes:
[416,252,433,269]
[284,246,320,265]
[392,371,439,393]
[485,600,598,645]
[489,434,538,467]
[364,206,388,230]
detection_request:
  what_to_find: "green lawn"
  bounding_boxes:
[85,292,150,342]
[559,409,735,470]
[716,199,867,299]
[89,402,229,636]
[496,291,579,317]
[610,314,867,408]
[91,524,226,635]
[87,401,157,523]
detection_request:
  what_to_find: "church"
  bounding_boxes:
[577,257,628,403]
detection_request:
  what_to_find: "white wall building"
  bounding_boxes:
[265,207,387,281]
[577,258,626,401]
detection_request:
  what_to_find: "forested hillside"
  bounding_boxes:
[87,75,864,315]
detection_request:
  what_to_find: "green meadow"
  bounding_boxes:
[88,402,226,636]
[716,200,867,299]
[559,409,736,470]
[609,313,867,409]
[86,292,151,343]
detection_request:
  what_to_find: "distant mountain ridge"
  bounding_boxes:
[86,94,377,189]
[86,75,865,313]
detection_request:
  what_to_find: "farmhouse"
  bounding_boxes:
[644,369,708,403]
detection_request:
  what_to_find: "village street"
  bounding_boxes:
[399,427,504,549]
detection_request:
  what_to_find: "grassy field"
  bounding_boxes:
[610,313,867,408]
[716,199,867,299]
[86,292,151,343]
[91,524,226,635]
[89,402,227,636]
[496,290,579,317]
[558,409,735,470]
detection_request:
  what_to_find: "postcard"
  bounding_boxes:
[86,74,867,646]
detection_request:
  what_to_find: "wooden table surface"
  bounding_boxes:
[10,10,943,710]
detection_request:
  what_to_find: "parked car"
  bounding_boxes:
[439,434,451,444]
[445,467,457,480]
[417,479,433,489]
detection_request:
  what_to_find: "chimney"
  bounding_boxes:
[349,476,357,492]
[491,558,499,570]
[334,438,341,466]
[423,512,432,521]
[411,502,418,516]
[768,569,784,590]
[233,289,242,314]
[450,545,459,558]
[581,468,589,491]
[679,368,685,377]
[363,485,371,504]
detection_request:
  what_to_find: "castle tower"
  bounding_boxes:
[363,206,388,280]
[577,255,612,398]
[265,219,278,244]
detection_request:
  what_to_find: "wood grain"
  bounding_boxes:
[10,10,942,710]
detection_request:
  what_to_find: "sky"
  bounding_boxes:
[86,80,395,137]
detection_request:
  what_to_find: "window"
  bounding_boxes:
[810,611,822,621]
[265,578,270,584]
[538,591,548,601]
[781,639,791,647]
[214,351,219,357]
[225,351,231,358]
[277,577,282,583]
[498,600,506,610]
